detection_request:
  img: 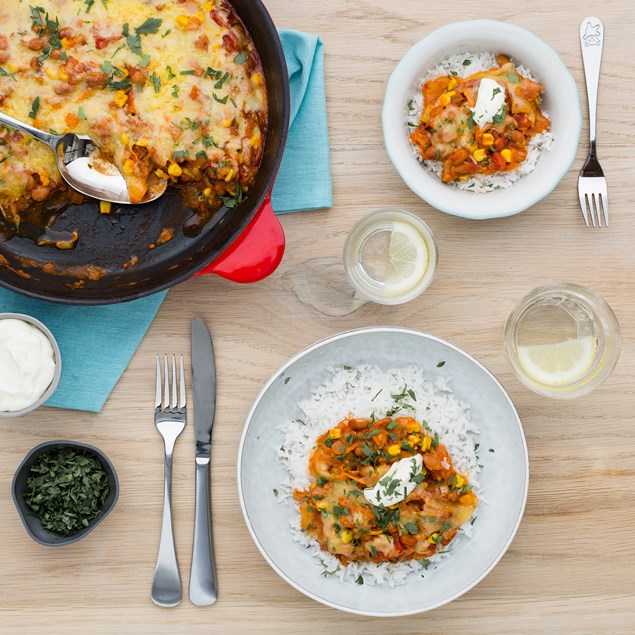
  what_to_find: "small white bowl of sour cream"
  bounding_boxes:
[0,314,61,417]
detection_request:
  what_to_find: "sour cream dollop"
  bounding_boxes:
[364,454,424,508]
[0,319,56,412]
[471,78,506,127]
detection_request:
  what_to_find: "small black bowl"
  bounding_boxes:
[12,440,119,546]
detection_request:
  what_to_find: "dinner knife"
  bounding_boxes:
[189,318,218,606]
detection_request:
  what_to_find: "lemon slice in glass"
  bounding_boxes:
[384,221,428,296]
[517,335,596,386]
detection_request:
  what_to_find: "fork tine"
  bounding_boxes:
[171,354,177,410]
[179,354,186,410]
[590,193,598,227]
[163,354,169,410]
[599,192,609,227]
[155,355,161,408]
[579,191,590,227]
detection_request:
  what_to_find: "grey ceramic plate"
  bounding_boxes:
[237,327,529,616]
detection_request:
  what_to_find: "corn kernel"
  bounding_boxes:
[203,187,212,198]
[252,72,263,87]
[120,68,129,78]
[176,15,191,28]
[428,532,439,544]
[329,427,341,439]
[455,475,465,488]
[58,71,69,82]
[340,530,353,544]
[501,148,512,162]
[135,138,149,147]
[439,90,456,106]
[406,421,420,433]
[249,134,261,148]
[6,63,17,73]
[473,148,487,162]
[168,163,183,177]
[38,169,50,187]
[99,201,112,214]
[202,1,214,10]
[223,118,233,128]
[407,434,421,446]
[45,67,57,80]
[481,133,494,146]
[447,77,459,90]
[122,159,135,175]
[224,168,234,182]
[387,444,401,456]
[421,436,432,451]
[61,37,73,49]
[120,133,129,145]
[316,500,328,510]
[459,493,475,505]
[154,168,167,179]
[114,90,128,107]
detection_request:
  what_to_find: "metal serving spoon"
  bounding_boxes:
[0,110,167,204]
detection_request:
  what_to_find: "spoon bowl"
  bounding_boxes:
[0,111,167,205]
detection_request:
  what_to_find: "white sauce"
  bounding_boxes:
[364,454,424,508]
[471,78,506,127]
[0,319,56,412]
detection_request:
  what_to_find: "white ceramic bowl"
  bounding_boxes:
[0,313,62,417]
[382,20,581,220]
[238,328,529,616]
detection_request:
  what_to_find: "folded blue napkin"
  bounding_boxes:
[0,30,331,412]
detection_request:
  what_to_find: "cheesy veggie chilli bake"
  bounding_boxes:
[0,0,267,227]
[293,415,478,565]
[408,53,551,191]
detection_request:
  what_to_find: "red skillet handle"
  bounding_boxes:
[196,194,285,283]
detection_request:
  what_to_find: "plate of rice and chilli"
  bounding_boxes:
[237,327,529,616]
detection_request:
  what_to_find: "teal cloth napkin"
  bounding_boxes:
[0,29,331,412]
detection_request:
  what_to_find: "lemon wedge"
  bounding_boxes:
[384,221,428,296]
[517,336,596,386]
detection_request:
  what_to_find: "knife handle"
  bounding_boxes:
[189,458,218,606]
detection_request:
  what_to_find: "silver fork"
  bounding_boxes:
[578,17,608,227]
[151,355,186,608]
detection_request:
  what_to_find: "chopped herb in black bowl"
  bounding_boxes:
[12,440,119,546]
[25,447,110,537]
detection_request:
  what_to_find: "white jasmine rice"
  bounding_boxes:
[406,51,554,193]
[277,364,481,586]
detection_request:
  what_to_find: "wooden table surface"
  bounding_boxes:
[2,1,634,633]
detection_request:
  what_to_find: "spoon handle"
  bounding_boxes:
[0,110,58,148]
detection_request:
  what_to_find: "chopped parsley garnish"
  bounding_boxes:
[149,71,161,93]
[355,575,364,585]
[172,149,188,160]
[180,69,196,75]
[0,67,18,81]
[234,51,249,65]
[28,97,40,119]
[272,488,279,497]
[436,361,445,368]
[404,522,419,535]
[462,59,471,66]
[221,182,243,208]
[166,65,177,80]
[77,106,87,120]
[212,93,229,104]
[171,84,180,98]
[123,17,163,56]
[492,104,507,125]
[195,150,208,161]
[214,71,231,89]
[506,71,521,83]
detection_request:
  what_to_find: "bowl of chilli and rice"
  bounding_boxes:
[237,328,528,616]
[382,20,581,220]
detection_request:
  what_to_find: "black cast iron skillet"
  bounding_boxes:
[0,0,290,305]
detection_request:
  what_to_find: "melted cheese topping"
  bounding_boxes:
[0,0,267,218]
